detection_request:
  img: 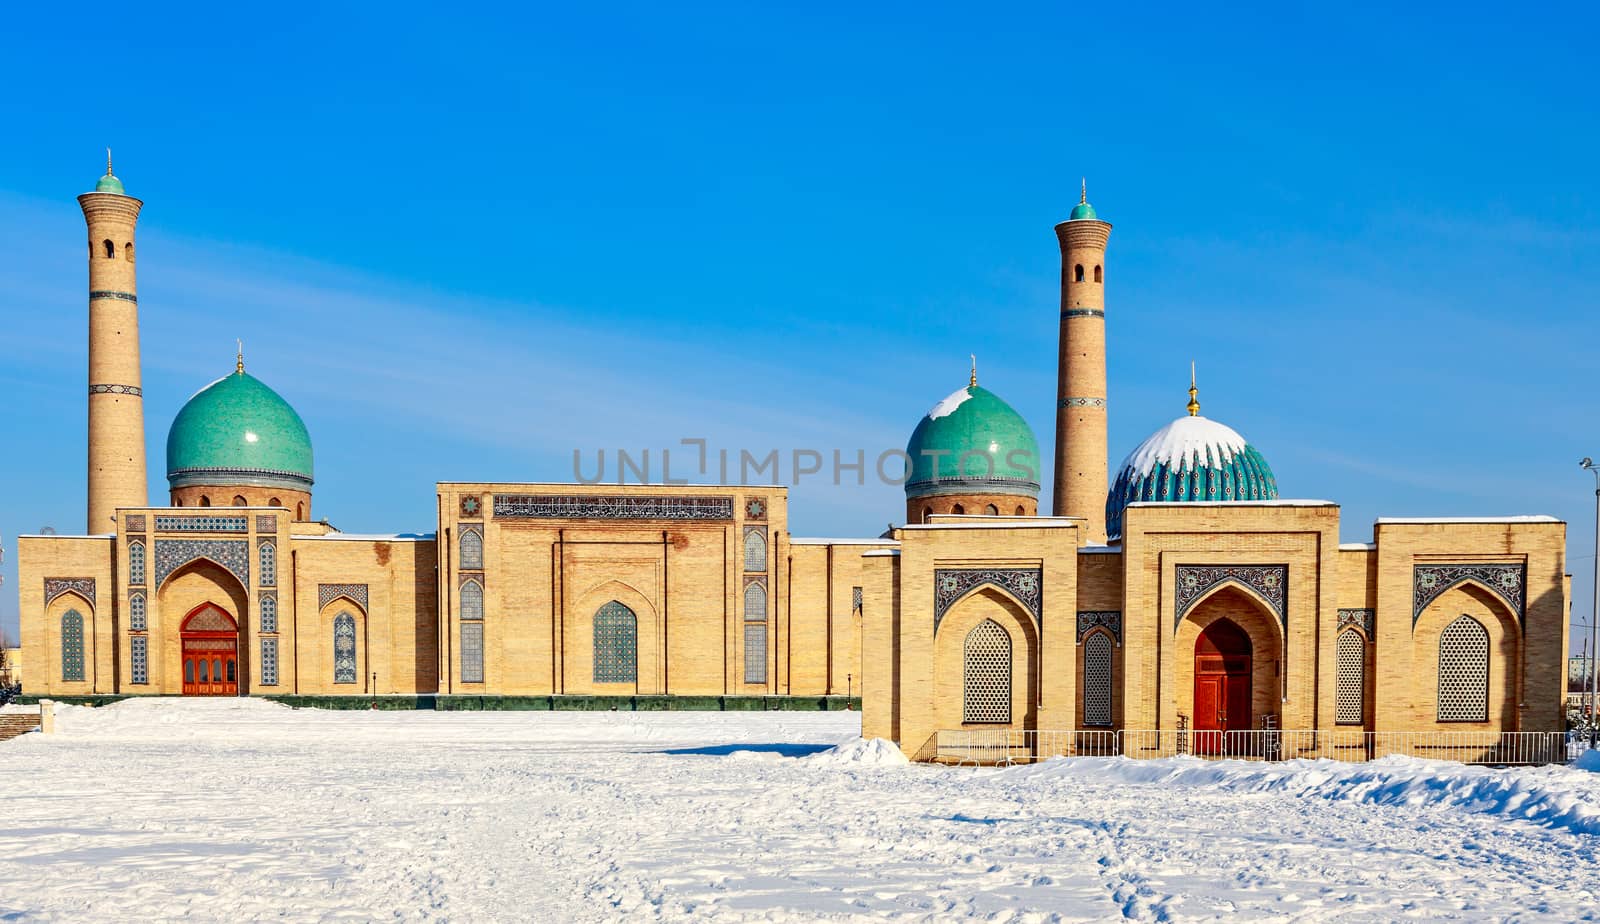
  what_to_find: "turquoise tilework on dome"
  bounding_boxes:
[1105,415,1279,539]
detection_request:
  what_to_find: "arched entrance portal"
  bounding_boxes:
[181,603,239,695]
[1193,618,1251,752]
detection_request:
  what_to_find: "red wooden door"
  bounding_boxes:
[180,603,239,696]
[1224,673,1252,731]
[1194,676,1224,731]
[1193,619,1253,754]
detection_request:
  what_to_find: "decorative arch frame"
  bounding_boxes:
[155,539,250,590]
[933,568,1042,635]
[569,579,657,692]
[1412,564,1525,628]
[934,586,1041,731]
[1174,564,1287,632]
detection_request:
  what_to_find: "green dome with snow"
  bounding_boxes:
[166,368,314,493]
[905,383,1040,499]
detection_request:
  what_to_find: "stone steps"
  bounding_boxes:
[0,713,41,742]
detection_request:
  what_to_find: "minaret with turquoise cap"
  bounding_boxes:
[79,150,148,531]
[1052,179,1113,542]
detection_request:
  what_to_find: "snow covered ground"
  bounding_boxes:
[4,700,1600,921]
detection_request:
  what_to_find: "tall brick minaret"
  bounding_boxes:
[79,151,148,532]
[1052,181,1112,542]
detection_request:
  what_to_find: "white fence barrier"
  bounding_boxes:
[932,728,1568,767]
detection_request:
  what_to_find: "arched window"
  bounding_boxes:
[985,503,999,516]
[1094,264,1102,283]
[459,579,483,621]
[1074,263,1084,283]
[963,619,1011,723]
[175,498,184,507]
[333,612,357,684]
[460,528,483,570]
[1083,631,1113,726]
[1015,505,1025,516]
[130,635,148,684]
[128,540,145,586]
[269,497,281,508]
[1437,615,1489,722]
[260,594,277,633]
[130,592,147,631]
[744,582,767,621]
[1335,630,1366,725]
[296,502,305,520]
[922,506,933,524]
[593,601,638,683]
[261,638,279,686]
[259,542,276,586]
[125,242,135,262]
[232,495,248,507]
[200,496,211,507]
[744,528,767,572]
[103,239,114,259]
[61,609,86,681]
[952,504,965,515]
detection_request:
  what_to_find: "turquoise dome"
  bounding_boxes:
[1105,414,1277,538]
[166,370,314,492]
[905,384,1040,499]
[1069,201,1097,220]
[95,173,125,195]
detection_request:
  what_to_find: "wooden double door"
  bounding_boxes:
[1193,618,1252,753]
[181,603,240,696]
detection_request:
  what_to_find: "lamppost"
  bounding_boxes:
[1582,458,1600,746]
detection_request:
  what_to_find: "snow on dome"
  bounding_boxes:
[1105,414,1278,539]
[927,387,972,420]
[1120,415,1249,481]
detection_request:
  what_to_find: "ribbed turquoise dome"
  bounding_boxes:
[905,384,1040,499]
[166,370,314,492]
[1105,414,1277,538]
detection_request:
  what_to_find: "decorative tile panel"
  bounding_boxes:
[128,540,145,586]
[318,583,369,612]
[261,638,279,686]
[1061,308,1104,319]
[61,610,85,682]
[1337,608,1375,638]
[333,612,357,683]
[1175,564,1287,630]
[852,586,863,613]
[1077,610,1122,645]
[45,577,96,608]
[743,623,768,683]
[459,527,483,570]
[154,515,249,533]
[126,514,146,533]
[742,496,767,521]
[743,527,768,573]
[744,581,768,621]
[154,539,249,588]
[89,290,138,303]
[593,601,638,683]
[934,568,1042,633]
[89,383,142,396]
[256,515,277,533]
[130,635,148,685]
[459,495,482,518]
[258,541,276,587]
[460,623,484,683]
[260,594,277,634]
[1412,564,1525,626]
[1058,396,1107,409]
[130,592,147,631]
[493,494,733,520]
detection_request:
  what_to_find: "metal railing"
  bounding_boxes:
[932,728,1568,767]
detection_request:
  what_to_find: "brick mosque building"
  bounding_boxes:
[17,164,1570,760]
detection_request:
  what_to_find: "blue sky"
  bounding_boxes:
[1,3,1596,644]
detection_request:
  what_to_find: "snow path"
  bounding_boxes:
[3,699,1599,921]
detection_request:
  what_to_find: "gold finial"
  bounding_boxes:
[970,354,978,387]
[236,339,245,375]
[106,147,113,176]
[1080,177,1088,204]
[1186,360,1200,416]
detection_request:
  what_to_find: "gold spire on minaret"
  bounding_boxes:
[106,147,114,176]
[236,339,245,375]
[1187,360,1200,416]
[970,354,978,387]
[1080,177,1087,204]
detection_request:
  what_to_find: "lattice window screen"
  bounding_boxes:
[333,612,357,684]
[261,595,277,634]
[1437,615,1488,722]
[460,580,483,620]
[743,528,767,573]
[130,593,146,631]
[963,619,1012,724]
[460,528,483,570]
[593,601,638,683]
[130,635,148,684]
[1335,631,1365,725]
[129,541,146,586]
[259,542,276,587]
[744,583,767,621]
[460,623,484,683]
[61,610,85,681]
[744,623,768,683]
[261,638,279,686]
[1083,632,1113,726]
